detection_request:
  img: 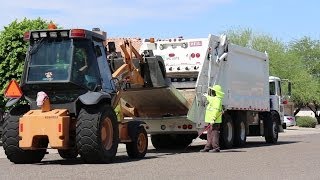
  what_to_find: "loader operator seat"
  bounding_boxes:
[72,46,99,90]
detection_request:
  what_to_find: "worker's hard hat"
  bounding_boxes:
[209,85,224,97]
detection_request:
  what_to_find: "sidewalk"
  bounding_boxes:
[281,125,320,136]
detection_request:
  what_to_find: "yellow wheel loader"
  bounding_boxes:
[2,26,168,164]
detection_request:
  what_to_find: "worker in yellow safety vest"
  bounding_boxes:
[200,85,224,153]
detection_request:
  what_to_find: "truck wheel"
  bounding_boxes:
[2,105,47,164]
[173,134,196,148]
[126,127,148,158]
[233,118,246,147]
[76,105,119,163]
[265,112,279,144]
[220,114,234,149]
[151,134,170,149]
[58,149,78,159]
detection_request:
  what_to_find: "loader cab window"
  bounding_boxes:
[71,40,101,90]
[27,39,72,82]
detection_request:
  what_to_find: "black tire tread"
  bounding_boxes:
[2,105,46,164]
[76,105,119,163]
[265,111,279,144]
[220,114,234,149]
[126,127,148,159]
[233,118,246,147]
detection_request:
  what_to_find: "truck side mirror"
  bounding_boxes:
[288,82,292,96]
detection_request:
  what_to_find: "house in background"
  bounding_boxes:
[295,106,319,118]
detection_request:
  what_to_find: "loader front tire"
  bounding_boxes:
[58,149,78,159]
[2,105,47,164]
[76,105,119,163]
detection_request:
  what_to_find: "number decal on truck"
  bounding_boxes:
[189,41,202,47]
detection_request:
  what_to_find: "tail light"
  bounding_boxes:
[191,53,195,58]
[182,124,187,129]
[169,53,175,57]
[70,29,86,38]
[196,53,200,58]
[187,124,193,129]
[58,123,62,132]
[20,123,23,132]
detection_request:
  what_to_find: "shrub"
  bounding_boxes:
[296,116,317,128]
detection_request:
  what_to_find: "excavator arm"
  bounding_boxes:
[112,40,144,87]
[111,40,144,111]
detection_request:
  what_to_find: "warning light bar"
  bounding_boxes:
[23,29,86,41]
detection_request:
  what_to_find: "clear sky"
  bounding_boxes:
[0,0,319,42]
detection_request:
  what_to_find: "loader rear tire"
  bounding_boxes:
[220,114,234,149]
[76,105,119,163]
[2,105,47,164]
[126,127,148,158]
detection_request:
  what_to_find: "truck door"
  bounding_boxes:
[269,80,283,117]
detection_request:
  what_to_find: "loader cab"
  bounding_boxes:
[21,29,114,103]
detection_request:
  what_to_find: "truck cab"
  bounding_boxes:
[269,76,292,130]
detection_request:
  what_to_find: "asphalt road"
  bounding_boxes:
[0,127,319,180]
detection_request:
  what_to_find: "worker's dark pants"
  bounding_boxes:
[205,124,220,150]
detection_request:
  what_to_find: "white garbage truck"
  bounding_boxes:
[125,34,290,149]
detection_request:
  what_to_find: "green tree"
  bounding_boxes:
[225,28,317,121]
[289,37,320,123]
[0,18,49,107]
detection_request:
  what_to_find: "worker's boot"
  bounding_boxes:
[199,148,210,152]
[209,149,220,153]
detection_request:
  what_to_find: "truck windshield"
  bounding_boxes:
[27,39,72,82]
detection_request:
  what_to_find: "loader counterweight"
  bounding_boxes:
[19,109,70,149]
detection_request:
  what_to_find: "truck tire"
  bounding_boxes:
[151,134,170,149]
[151,134,195,150]
[233,118,246,147]
[220,114,234,149]
[2,105,47,164]
[265,111,279,144]
[58,149,78,159]
[126,126,148,158]
[174,134,195,148]
[76,105,119,163]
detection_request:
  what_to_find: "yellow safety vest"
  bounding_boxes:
[204,95,223,124]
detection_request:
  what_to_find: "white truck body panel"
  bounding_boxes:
[140,38,209,74]
[139,34,279,134]
[215,44,270,111]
